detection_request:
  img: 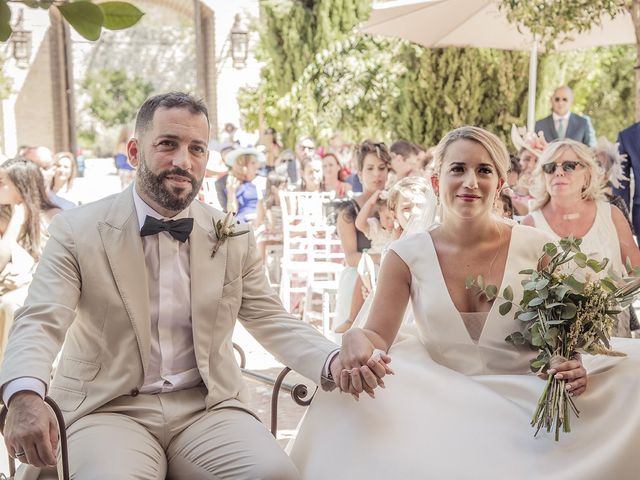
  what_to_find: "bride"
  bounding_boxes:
[290,126,640,480]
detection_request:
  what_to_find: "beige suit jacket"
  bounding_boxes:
[0,185,338,427]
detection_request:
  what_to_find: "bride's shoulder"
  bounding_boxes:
[387,232,431,264]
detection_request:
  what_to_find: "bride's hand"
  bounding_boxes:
[339,328,393,397]
[539,356,588,397]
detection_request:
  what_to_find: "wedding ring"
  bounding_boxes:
[15,451,25,457]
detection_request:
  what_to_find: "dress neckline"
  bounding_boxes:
[426,223,517,345]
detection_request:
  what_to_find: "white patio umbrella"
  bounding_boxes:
[361,0,635,130]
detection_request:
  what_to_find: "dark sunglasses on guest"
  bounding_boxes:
[541,161,582,175]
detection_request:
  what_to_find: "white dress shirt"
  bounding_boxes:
[552,112,571,138]
[2,186,201,404]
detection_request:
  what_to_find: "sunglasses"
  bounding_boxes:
[554,97,569,102]
[541,161,582,175]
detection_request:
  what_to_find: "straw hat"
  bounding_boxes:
[224,147,265,168]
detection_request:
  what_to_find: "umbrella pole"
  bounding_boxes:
[527,39,538,132]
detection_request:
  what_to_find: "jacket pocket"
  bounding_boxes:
[49,385,87,412]
[61,357,101,381]
[221,276,242,298]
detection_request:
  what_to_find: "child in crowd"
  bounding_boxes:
[336,176,434,333]
[354,190,396,255]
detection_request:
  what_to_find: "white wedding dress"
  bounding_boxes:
[289,224,640,480]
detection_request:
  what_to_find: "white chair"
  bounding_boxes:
[278,192,344,329]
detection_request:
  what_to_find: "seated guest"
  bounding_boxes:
[0,158,61,352]
[388,140,420,185]
[523,139,639,336]
[333,141,389,333]
[300,158,323,193]
[222,147,264,223]
[0,158,61,262]
[48,151,78,210]
[321,153,352,198]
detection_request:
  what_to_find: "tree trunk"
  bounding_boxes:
[630,1,640,121]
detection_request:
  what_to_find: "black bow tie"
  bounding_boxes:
[140,216,194,243]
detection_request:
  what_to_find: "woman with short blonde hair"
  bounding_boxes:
[523,139,638,336]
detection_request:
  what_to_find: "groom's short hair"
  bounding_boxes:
[135,92,209,137]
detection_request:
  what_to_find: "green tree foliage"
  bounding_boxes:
[82,69,153,128]
[243,0,633,149]
[0,0,143,42]
[500,0,624,48]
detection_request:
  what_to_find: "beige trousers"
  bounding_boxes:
[27,385,300,480]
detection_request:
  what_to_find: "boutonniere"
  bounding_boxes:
[211,212,249,258]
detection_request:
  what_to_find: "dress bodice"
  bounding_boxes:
[389,224,554,375]
[530,201,623,276]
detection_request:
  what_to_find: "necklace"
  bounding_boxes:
[562,212,581,221]
[487,222,504,282]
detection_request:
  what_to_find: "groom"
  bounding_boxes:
[0,92,386,479]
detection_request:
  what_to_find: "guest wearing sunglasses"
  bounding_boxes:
[523,139,640,336]
[534,86,593,146]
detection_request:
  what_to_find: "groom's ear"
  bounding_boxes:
[128,138,141,168]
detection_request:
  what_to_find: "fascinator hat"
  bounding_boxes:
[510,125,547,157]
[594,137,628,189]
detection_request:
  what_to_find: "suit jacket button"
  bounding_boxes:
[130,388,139,397]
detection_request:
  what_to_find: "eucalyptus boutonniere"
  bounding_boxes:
[211,212,249,258]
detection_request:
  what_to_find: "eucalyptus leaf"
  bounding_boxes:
[58,2,104,41]
[477,275,485,290]
[0,0,11,42]
[543,242,557,256]
[553,285,571,300]
[530,358,547,370]
[573,252,587,268]
[587,258,604,273]
[519,269,534,275]
[599,278,617,293]
[544,327,558,348]
[524,281,537,291]
[563,275,585,293]
[528,297,544,307]
[502,285,513,302]
[499,301,513,315]
[518,310,538,321]
[484,284,498,301]
[535,278,549,290]
[561,302,577,319]
[465,274,474,290]
[99,1,144,30]
[505,331,526,345]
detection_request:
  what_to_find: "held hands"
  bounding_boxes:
[331,328,394,400]
[4,392,58,467]
[538,356,588,397]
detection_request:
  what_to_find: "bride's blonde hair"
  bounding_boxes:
[432,126,510,184]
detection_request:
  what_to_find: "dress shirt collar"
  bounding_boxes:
[132,183,191,232]
[552,112,571,123]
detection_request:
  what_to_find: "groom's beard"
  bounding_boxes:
[136,152,202,212]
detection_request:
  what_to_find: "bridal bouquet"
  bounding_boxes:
[468,237,640,441]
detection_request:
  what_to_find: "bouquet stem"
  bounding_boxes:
[531,371,580,441]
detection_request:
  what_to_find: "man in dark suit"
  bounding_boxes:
[534,86,593,146]
[614,122,640,237]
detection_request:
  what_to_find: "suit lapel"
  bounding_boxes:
[98,186,151,377]
[189,203,228,370]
